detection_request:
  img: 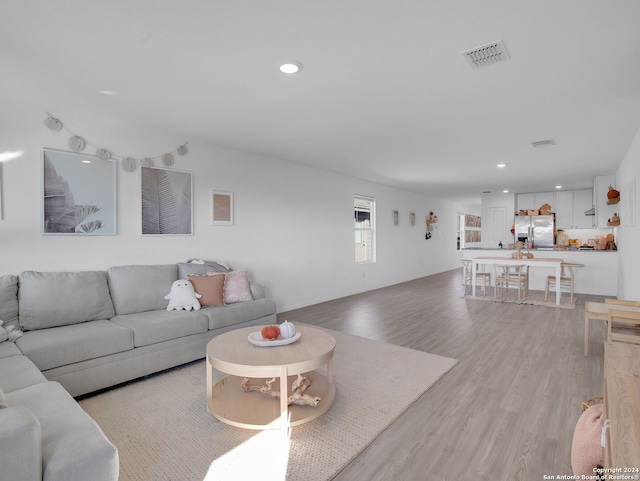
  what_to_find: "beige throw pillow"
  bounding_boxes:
[187,275,225,307]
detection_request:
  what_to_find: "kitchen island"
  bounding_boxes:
[460,248,618,296]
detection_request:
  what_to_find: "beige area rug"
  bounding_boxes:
[79,328,457,481]
[465,289,577,309]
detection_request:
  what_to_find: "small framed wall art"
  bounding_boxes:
[41,148,117,235]
[211,190,234,226]
[140,166,193,235]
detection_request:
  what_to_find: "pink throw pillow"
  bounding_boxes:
[223,271,253,304]
[571,403,604,476]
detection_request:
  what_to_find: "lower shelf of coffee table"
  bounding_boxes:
[208,371,335,430]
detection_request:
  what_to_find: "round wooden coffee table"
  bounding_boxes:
[206,325,336,430]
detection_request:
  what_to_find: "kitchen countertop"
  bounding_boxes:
[459,247,618,295]
[461,247,617,253]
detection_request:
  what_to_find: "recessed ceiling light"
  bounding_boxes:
[81,160,92,164]
[98,90,119,96]
[555,185,563,189]
[497,163,507,168]
[279,61,303,74]
[503,189,509,193]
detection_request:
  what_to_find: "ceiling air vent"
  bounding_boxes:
[463,40,510,69]
[531,139,555,148]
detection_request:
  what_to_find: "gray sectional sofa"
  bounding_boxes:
[0,262,277,481]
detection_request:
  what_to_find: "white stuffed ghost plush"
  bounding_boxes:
[164,280,202,311]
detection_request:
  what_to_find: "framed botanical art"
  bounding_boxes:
[140,166,193,235]
[410,212,416,226]
[392,209,399,226]
[211,190,234,226]
[42,148,117,235]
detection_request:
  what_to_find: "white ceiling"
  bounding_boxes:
[3,0,640,205]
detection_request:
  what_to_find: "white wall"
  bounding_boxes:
[616,127,640,300]
[0,110,464,313]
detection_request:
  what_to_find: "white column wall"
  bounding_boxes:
[616,127,640,300]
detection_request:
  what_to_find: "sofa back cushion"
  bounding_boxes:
[108,264,177,315]
[0,275,19,329]
[18,271,115,331]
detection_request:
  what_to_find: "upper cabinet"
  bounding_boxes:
[534,192,554,209]
[516,192,555,212]
[554,191,573,228]
[516,193,535,212]
[574,189,594,228]
[517,189,594,229]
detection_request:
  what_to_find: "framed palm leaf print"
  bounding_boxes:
[42,148,117,235]
[140,166,193,235]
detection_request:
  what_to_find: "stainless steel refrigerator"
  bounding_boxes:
[514,215,555,248]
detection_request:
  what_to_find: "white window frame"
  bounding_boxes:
[354,194,375,263]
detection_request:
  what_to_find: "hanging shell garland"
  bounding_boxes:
[96,148,112,160]
[68,135,87,152]
[44,116,63,131]
[122,157,136,172]
[177,144,189,155]
[162,153,175,166]
[279,320,296,339]
[43,112,188,171]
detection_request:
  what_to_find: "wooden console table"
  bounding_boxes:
[603,341,640,470]
[584,302,640,356]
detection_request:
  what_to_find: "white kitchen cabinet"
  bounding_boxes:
[534,192,554,210]
[594,174,617,227]
[574,189,594,228]
[516,193,535,212]
[554,191,573,228]
[554,189,594,229]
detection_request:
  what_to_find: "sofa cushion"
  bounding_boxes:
[0,388,7,408]
[108,264,177,315]
[0,275,19,329]
[110,310,208,347]
[18,271,115,331]
[7,382,119,481]
[223,270,253,304]
[0,355,48,393]
[0,406,42,481]
[200,298,276,330]
[15,320,134,371]
[188,274,225,307]
[0,340,22,360]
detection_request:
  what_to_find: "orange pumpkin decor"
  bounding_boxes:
[607,185,620,199]
[261,325,281,340]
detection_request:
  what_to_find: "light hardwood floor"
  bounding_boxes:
[276,268,606,481]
